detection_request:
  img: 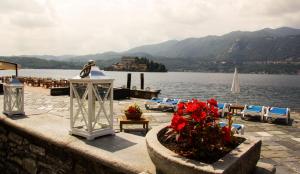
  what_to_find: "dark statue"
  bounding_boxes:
[80,60,96,78]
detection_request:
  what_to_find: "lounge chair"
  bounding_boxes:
[219,122,245,135]
[145,98,187,112]
[241,105,265,121]
[264,107,290,125]
[158,98,181,111]
[218,103,230,117]
[144,97,163,110]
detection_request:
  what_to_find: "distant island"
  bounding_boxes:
[1,27,300,74]
[105,57,167,72]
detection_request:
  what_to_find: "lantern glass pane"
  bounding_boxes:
[92,83,111,129]
[93,83,110,100]
[11,88,23,111]
[73,83,88,99]
[71,83,89,130]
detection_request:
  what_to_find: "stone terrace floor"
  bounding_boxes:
[1,86,300,174]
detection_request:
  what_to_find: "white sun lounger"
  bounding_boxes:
[218,103,230,117]
[145,97,163,110]
[241,105,265,121]
[145,98,187,111]
[264,107,290,125]
[219,122,245,135]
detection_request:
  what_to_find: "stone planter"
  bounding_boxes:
[146,123,262,174]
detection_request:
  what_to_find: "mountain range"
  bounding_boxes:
[125,27,300,61]
[2,27,300,74]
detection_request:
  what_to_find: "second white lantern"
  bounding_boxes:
[3,77,25,116]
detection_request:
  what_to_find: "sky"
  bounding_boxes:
[0,0,300,56]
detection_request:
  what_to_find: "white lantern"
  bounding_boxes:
[3,78,25,116]
[69,64,114,140]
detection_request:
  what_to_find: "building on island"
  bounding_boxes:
[112,57,148,71]
[109,56,167,72]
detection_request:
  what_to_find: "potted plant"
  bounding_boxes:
[146,99,261,174]
[125,103,143,120]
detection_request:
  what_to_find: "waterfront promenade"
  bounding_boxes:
[0,86,299,173]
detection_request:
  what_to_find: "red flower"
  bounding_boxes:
[222,126,231,143]
[191,112,200,122]
[127,107,136,113]
[191,111,207,122]
[186,102,198,113]
[200,111,207,120]
[199,101,207,109]
[210,106,219,118]
[207,98,218,107]
[171,114,187,132]
[177,102,185,110]
[177,109,184,115]
[186,99,206,113]
[176,102,185,115]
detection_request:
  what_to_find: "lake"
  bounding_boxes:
[1,69,300,112]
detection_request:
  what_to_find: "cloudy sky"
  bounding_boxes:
[0,0,300,56]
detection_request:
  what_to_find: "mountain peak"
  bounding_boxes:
[256,27,300,37]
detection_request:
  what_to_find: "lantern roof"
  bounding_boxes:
[89,66,111,79]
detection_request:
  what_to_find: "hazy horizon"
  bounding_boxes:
[1,0,300,56]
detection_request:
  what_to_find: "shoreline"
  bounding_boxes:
[1,68,300,75]
[0,74,299,112]
[23,85,300,120]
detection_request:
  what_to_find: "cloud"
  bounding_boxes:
[0,0,44,14]
[153,0,214,25]
[258,0,300,16]
[0,0,300,55]
[0,0,57,29]
[9,13,56,28]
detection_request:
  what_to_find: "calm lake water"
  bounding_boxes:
[1,69,300,112]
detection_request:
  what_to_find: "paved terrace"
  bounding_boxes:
[0,86,300,174]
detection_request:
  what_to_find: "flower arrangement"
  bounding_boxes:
[125,103,143,120]
[162,98,242,163]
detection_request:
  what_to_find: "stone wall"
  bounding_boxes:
[0,122,126,174]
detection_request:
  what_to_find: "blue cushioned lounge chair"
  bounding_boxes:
[145,97,187,111]
[218,103,230,117]
[145,97,163,110]
[241,105,265,121]
[158,98,179,111]
[219,122,245,135]
[264,107,290,125]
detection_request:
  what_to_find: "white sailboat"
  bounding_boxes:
[231,67,240,104]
